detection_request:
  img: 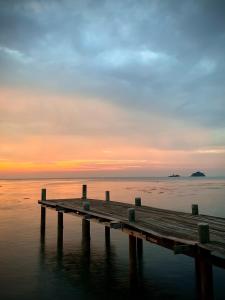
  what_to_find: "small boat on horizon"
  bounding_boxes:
[168,174,180,177]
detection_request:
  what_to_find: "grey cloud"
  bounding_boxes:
[0,1,46,53]
[0,0,225,131]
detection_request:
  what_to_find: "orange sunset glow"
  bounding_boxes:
[1,86,225,177]
[1,0,225,179]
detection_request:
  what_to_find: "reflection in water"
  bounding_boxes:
[30,175,225,300]
[39,203,46,268]
[129,236,145,298]
[104,226,113,291]
[39,218,133,299]
[39,217,216,300]
[0,178,224,299]
[137,237,143,286]
[81,218,90,288]
[40,227,46,267]
[129,235,137,294]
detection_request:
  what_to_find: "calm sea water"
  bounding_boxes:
[0,177,225,300]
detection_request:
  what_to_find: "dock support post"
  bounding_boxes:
[41,206,46,233]
[198,223,210,243]
[41,188,46,201]
[135,197,141,207]
[57,212,63,254]
[40,189,47,233]
[192,204,199,215]
[58,212,63,231]
[105,226,111,261]
[82,184,87,199]
[128,208,135,222]
[129,235,137,264]
[82,218,90,244]
[82,218,91,266]
[105,191,110,202]
[105,226,110,248]
[195,248,214,300]
[137,238,143,260]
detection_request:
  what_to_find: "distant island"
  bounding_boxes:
[168,174,180,177]
[190,171,206,177]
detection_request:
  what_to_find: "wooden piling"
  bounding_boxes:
[129,235,137,259]
[40,206,46,233]
[192,204,199,215]
[104,226,111,268]
[198,223,210,243]
[105,191,110,202]
[195,248,214,300]
[41,188,46,201]
[82,218,91,266]
[58,212,63,230]
[137,238,143,260]
[40,189,47,233]
[82,184,87,199]
[82,217,90,234]
[135,197,141,207]
[105,226,110,248]
[128,208,135,222]
[57,212,63,252]
[82,218,90,246]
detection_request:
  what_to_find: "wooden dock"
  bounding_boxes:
[38,185,225,300]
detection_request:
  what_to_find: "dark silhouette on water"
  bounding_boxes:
[168,174,180,177]
[191,171,206,177]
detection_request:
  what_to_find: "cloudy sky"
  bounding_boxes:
[0,0,225,178]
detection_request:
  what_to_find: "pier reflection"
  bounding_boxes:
[129,236,144,298]
[81,218,91,287]
[129,235,137,290]
[39,227,46,266]
[39,220,213,300]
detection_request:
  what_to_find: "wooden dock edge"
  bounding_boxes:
[38,199,225,269]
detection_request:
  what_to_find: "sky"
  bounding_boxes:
[0,0,225,178]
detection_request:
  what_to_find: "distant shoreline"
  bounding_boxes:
[1,176,225,181]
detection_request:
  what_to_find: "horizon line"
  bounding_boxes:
[1,175,225,181]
